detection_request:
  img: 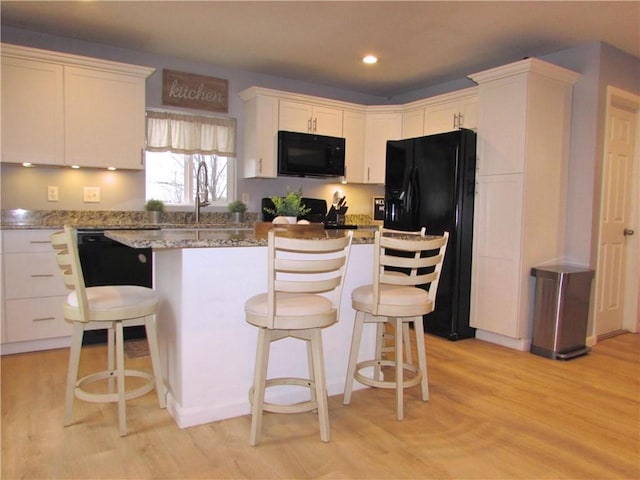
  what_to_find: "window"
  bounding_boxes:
[145,151,232,205]
[145,111,236,206]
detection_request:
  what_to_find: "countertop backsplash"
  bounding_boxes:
[1,209,374,229]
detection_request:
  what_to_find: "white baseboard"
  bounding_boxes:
[475,329,530,351]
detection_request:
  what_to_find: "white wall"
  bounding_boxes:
[542,42,640,266]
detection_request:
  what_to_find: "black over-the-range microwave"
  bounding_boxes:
[277,130,345,178]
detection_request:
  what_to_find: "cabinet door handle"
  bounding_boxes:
[453,113,458,129]
[258,158,262,174]
[458,113,464,128]
[32,316,55,322]
[313,118,317,132]
[308,118,312,132]
[624,228,635,236]
[29,240,51,245]
[31,274,54,278]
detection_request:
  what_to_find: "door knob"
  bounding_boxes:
[624,228,635,236]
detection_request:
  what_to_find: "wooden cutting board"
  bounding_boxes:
[254,222,324,238]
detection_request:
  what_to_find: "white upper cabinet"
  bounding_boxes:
[64,66,148,169]
[279,100,343,137]
[0,44,154,170]
[1,56,64,166]
[401,108,425,139]
[424,93,478,135]
[342,109,366,184]
[240,90,279,178]
[401,88,479,139]
[363,109,403,184]
[240,87,473,183]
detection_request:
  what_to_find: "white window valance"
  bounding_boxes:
[146,110,236,156]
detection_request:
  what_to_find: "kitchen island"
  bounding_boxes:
[106,227,377,428]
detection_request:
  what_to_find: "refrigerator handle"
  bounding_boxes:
[409,168,420,222]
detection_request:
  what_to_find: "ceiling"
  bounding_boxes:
[1,1,639,97]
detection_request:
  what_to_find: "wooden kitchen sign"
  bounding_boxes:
[162,69,228,113]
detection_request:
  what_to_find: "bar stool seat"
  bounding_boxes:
[51,226,166,436]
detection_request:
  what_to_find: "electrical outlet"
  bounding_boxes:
[83,186,101,203]
[241,193,250,204]
[47,186,59,202]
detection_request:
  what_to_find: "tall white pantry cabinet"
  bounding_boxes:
[468,58,580,350]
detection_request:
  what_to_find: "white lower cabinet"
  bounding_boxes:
[5,297,69,343]
[471,174,524,338]
[1,229,72,353]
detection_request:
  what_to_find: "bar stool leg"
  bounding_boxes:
[393,317,404,420]
[306,337,317,407]
[413,316,429,401]
[64,322,84,427]
[115,320,127,436]
[402,323,413,364]
[145,315,166,408]
[107,323,116,393]
[374,322,385,381]
[249,328,270,446]
[309,329,330,442]
[343,311,365,405]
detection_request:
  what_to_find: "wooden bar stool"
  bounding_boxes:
[343,227,448,420]
[51,226,166,436]
[245,230,353,445]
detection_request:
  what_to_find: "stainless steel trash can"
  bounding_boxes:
[530,265,594,360]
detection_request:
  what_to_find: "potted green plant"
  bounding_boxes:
[228,200,247,223]
[144,199,165,224]
[264,187,311,223]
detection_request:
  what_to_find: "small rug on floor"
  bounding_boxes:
[124,339,149,359]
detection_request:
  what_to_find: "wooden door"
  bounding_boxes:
[595,99,638,337]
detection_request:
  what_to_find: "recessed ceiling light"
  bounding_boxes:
[362,55,378,65]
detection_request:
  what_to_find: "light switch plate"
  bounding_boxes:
[47,186,59,202]
[83,186,101,203]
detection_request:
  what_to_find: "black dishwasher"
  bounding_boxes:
[77,228,156,344]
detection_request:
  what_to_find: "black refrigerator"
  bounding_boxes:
[384,129,476,340]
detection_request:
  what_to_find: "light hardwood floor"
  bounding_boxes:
[2,332,638,479]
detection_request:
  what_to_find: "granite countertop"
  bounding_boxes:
[106,227,376,249]
[1,209,376,231]
[1,209,379,248]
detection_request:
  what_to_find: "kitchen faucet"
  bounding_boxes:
[195,160,210,223]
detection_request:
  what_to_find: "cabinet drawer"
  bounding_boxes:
[4,253,68,299]
[2,229,58,253]
[4,296,71,342]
